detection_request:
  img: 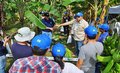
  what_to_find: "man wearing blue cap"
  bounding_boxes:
[9,34,61,73]
[98,23,109,43]
[76,26,103,73]
[57,12,88,56]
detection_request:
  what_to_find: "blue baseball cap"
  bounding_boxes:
[74,12,83,19]
[52,43,66,57]
[31,34,51,50]
[84,25,98,37]
[98,23,109,31]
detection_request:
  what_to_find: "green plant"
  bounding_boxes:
[97,34,120,73]
[25,10,46,29]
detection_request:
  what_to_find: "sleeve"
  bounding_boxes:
[84,21,89,29]
[51,19,55,27]
[97,35,103,43]
[9,60,22,73]
[78,47,85,60]
[9,61,17,73]
[69,63,84,73]
[97,43,104,55]
[0,41,6,51]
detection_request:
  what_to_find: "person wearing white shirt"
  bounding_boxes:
[52,43,84,73]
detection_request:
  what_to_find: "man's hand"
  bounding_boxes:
[46,27,53,31]
[53,24,61,31]
[54,24,61,28]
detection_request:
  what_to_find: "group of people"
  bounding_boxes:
[0,11,110,73]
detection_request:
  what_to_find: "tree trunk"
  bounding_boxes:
[48,0,51,5]
[99,0,109,24]
[0,3,4,27]
[15,0,25,26]
[94,0,98,25]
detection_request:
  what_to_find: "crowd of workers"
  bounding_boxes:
[0,11,110,73]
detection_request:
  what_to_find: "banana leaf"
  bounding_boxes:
[65,48,72,58]
[115,63,120,72]
[103,60,114,73]
[43,4,51,11]
[97,55,112,62]
[25,10,46,29]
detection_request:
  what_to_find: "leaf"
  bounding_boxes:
[103,60,114,73]
[62,0,84,6]
[62,0,74,6]
[65,48,72,58]
[25,10,46,29]
[115,63,120,72]
[43,4,51,11]
[97,55,112,62]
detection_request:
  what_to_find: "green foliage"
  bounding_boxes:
[103,60,114,73]
[97,55,112,62]
[97,34,120,73]
[65,48,72,58]
[43,4,51,11]
[25,11,46,29]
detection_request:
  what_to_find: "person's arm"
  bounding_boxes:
[46,27,53,31]
[60,19,75,26]
[76,47,85,69]
[76,59,83,68]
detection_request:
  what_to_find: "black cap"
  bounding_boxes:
[39,11,45,15]
[43,12,49,17]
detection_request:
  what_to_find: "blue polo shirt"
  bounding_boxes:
[42,18,55,32]
[98,32,109,43]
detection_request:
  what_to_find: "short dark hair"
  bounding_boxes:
[53,56,64,69]
[32,46,48,56]
[87,35,96,39]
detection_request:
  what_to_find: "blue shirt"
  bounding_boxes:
[98,32,109,43]
[11,42,33,60]
[0,41,6,56]
[42,18,55,32]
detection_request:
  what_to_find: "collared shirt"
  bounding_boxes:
[9,56,61,73]
[71,19,88,41]
[98,32,109,43]
[42,18,55,32]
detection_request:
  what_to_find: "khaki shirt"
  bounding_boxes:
[71,19,88,41]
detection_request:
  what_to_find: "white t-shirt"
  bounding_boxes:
[62,62,84,73]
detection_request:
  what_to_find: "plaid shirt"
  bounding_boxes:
[9,56,61,73]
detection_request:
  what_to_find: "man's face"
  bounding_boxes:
[76,16,82,22]
[44,16,49,20]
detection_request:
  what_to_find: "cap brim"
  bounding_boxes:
[14,31,35,42]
